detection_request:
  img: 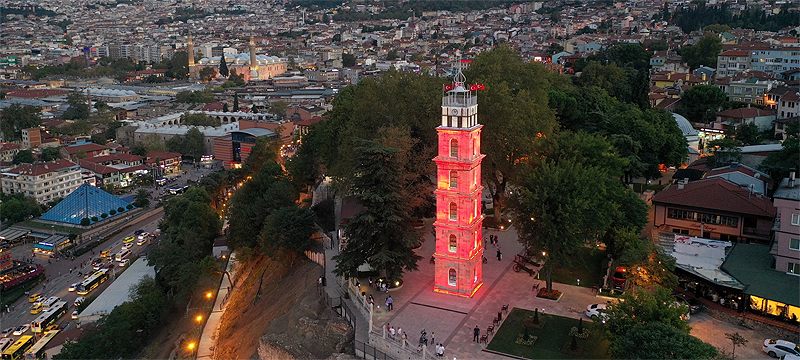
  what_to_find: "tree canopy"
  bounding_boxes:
[0,193,42,224]
[610,322,718,359]
[679,35,722,70]
[62,92,91,120]
[0,104,41,140]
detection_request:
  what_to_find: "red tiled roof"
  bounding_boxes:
[705,163,766,179]
[0,143,20,151]
[716,107,775,119]
[64,143,108,155]
[6,159,78,176]
[652,178,775,218]
[5,89,69,99]
[145,151,181,162]
[79,159,147,175]
[83,153,143,164]
[719,50,750,57]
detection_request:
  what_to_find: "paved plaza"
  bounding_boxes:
[326,221,771,359]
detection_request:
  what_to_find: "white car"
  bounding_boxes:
[71,310,79,320]
[12,324,29,336]
[117,259,130,267]
[68,283,78,292]
[763,339,800,358]
[74,296,85,307]
[585,303,609,323]
[136,238,147,246]
[122,243,133,250]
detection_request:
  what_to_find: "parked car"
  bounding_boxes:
[71,310,79,320]
[1,328,14,337]
[674,294,702,314]
[585,303,609,323]
[136,238,147,246]
[117,258,130,267]
[763,339,800,358]
[610,266,627,290]
[12,324,29,336]
[68,283,78,292]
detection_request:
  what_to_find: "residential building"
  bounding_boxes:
[145,151,181,175]
[652,178,776,243]
[716,50,751,78]
[21,127,42,149]
[0,159,83,204]
[704,163,769,195]
[772,175,800,275]
[212,128,276,169]
[715,107,776,131]
[78,153,147,188]
[716,73,783,105]
[0,143,20,162]
[63,143,110,160]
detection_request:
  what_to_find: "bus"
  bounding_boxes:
[76,269,109,296]
[24,330,58,360]
[30,301,66,333]
[40,297,59,310]
[115,249,131,262]
[1,335,34,360]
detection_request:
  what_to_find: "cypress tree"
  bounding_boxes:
[223,103,229,112]
[219,54,229,77]
[233,93,239,112]
[251,104,258,113]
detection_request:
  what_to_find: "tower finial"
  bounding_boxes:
[453,60,466,87]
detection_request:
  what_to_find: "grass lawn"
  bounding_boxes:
[550,246,607,288]
[486,308,610,359]
[1,276,43,308]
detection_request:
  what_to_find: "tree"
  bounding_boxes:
[270,100,288,117]
[181,113,220,126]
[131,144,147,156]
[62,92,90,120]
[251,104,258,113]
[218,54,229,77]
[199,67,216,81]
[725,332,748,360]
[611,322,718,359]
[333,140,421,280]
[704,24,732,33]
[707,137,742,165]
[606,286,690,336]
[134,189,150,208]
[259,206,316,252]
[184,128,206,160]
[222,103,229,112]
[463,46,559,220]
[577,62,639,105]
[342,53,357,67]
[734,123,761,145]
[511,161,612,292]
[232,93,239,112]
[175,90,215,103]
[386,49,399,60]
[40,147,61,161]
[760,122,799,182]
[0,104,41,140]
[677,84,728,123]
[12,150,34,164]
[0,194,42,224]
[680,34,722,70]
[164,51,189,79]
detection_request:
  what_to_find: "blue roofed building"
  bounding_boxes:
[39,184,133,225]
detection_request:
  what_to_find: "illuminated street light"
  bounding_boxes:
[186,341,197,352]
[205,291,213,300]
[195,314,204,323]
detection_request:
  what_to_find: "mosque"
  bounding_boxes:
[187,36,287,81]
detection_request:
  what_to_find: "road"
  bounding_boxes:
[0,211,163,336]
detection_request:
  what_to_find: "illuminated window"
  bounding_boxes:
[450,139,458,158]
[449,234,457,252]
[448,268,457,286]
[449,202,457,221]
[472,138,477,157]
[449,170,458,189]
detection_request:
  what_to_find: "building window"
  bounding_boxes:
[791,238,800,251]
[472,138,477,157]
[667,208,739,227]
[450,139,458,158]
[449,235,457,252]
[449,170,458,189]
[449,202,457,221]
[792,213,800,226]
[448,268,457,286]
[789,262,800,275]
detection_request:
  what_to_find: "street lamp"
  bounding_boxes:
[205,291,213,300]
[186,341,197,352]
[195,314,204,324]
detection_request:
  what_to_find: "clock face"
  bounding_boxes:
[450,109,458,115]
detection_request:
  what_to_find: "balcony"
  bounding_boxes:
[743,226,770,238]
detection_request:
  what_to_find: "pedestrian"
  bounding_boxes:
[496,249,502,261]
[437,343,445,357]
[430,331,435,346]
[368,294,374,306]
[69,268,73,274]
[321,276,326,286]
[389,325,396,338]
[318,276,323,287]
[473,325,480,342]
[387,295,393,311]
[401,332,408,346]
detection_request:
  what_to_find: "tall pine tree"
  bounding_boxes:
[333,140,421,281]
[219,54,229,78]
[233,93,239,112]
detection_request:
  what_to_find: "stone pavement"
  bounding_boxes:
[351,222,608,359]
[197,252,238,360]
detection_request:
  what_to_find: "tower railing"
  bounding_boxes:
[442,93,477,107]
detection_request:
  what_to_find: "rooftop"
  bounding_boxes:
[652,178,775,218]
[722,243,800,307]
[39,184,132,225]
[78,257,156,324]
[4,160,78,176]
[773,177,800,201]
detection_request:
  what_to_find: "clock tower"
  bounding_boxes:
[432,66,484,297]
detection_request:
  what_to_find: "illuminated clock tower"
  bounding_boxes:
[433,67,484,297]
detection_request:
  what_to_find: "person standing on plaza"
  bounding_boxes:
[386,295,393,311]
[496,248,502,261]
[473,325,480,342]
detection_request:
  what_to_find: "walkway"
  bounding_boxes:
[196,252,238,360]
[322,232,371,343]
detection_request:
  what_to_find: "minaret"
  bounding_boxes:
[432,64,484,298]
[187,35,196,78]
[249,36,259,80]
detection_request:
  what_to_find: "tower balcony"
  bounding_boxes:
[442,90,477,107]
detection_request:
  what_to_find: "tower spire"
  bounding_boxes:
[187,34,195,67]
[249,35,259,80]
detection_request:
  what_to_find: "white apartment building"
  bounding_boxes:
[1,160,83,204]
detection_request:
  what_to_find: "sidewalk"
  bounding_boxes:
[196,252,238,360]
[322,232,371,343]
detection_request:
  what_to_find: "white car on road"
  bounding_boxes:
[763,339,800,358]
[12,324,29,336]
[585,303,609,323]
[122,243,133,250]
[68,283,78,292]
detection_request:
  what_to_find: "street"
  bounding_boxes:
[0,211,163,335]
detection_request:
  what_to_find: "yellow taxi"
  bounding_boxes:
[30,302,43,314]
[122,236,135,244]
[100,249,111,258]
[28,292,41,303]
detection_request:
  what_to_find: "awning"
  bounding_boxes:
[0,228,30,242]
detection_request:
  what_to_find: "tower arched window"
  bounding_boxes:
[472,138,477,157]
[449,234,457,253]
[449,202,457,221]
[448,268,457,286]
[449,170,458,189]
[450,139,458,158]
